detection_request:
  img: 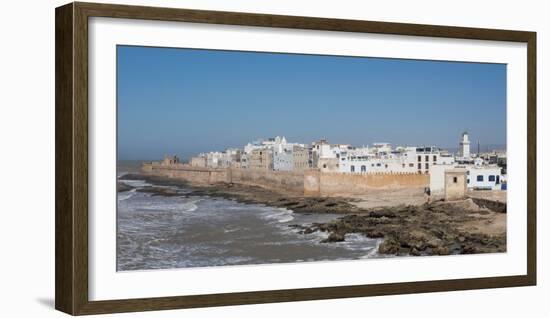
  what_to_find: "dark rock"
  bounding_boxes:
[379,238,400,254]
[470,197,507,213]
[365,230,385,238]
[433,246,450,255]
[136,187,181,197]
[426,238,443,249]
[369,210,397,218]
[460,244,478,254]
[410,247,421,256]
[117,182,133,192]
[304,228,316,234]
[321,232,345,243]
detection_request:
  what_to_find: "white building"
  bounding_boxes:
[431,163,503,191]
[336,144,444,174]
[240,153,249,169]
[437,153,455,165]
[242,136,308,171]
[311,140,345,171]
[243,141,264,154]
[458,131,471,159]
[243,136,284,154]
[205,151,224,168]
[414,146,442,174]
[372,142,392,155]
[273,148,293,171]
[466,165,503,190]
[201,148,241,168]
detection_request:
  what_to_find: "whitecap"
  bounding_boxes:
[223,227,240,233]
[360,239,384,259]
[263,208,295,223]
[117,172,128,178]
[181,201,198,212]
[118,189,137,201]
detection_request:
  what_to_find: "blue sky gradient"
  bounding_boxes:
[117,45,506,160]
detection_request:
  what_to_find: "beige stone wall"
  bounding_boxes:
[142,165,228,184]
[317,172,429,196]
[444,170,467,201]
[318,157,339,172]
[249,149,273,170]
[190,156,207,167]
[229,167,305,193]
[143,163,430,197]
[304,169,321,196]
[292,146,309,171]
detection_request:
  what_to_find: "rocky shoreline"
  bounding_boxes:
[118,173,506,257]
[290,202,506,256]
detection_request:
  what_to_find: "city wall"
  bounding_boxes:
[142,164,430,196]
[229,168,305,194]
[142,163,229,184]
[305,170,429,196]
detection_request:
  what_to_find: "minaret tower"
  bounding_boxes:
[459,131,471,158]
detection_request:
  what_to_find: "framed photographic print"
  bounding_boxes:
[55,2,536,315]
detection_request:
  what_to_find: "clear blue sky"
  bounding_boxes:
[117,45,506,161]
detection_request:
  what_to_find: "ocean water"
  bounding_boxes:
[117,165,381,271]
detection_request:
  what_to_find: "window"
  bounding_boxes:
[361,165,366,172]
[477,175,484,182]
[376,163,381,167]
[488,175,496,182]
[425,163,429,169]
[409,163,414,167]
[351,165,355,172]
[418,155,422,161]
[467,178,470,184]
[496,176,500,184]
[402,164,405,168]
[453,176,458,183]
[433,155,437,162]
[418,163,421,169]
[425,155,429,161]
[323,164,327,169]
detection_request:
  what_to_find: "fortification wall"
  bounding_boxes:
[304,169,321,196]
[317,172,429,196]
[142,164,430,197]
[229,168,305,193]
[142,164,228,184]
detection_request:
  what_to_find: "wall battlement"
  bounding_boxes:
[142,163,430,196]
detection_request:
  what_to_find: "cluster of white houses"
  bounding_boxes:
[187,132,506,191]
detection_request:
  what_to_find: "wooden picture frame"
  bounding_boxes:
[55,2,536,315]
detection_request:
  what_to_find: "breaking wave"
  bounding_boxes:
[263,208,295,223]
[118,188,137,201]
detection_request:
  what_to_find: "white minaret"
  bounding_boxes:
[459,131,470,158]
